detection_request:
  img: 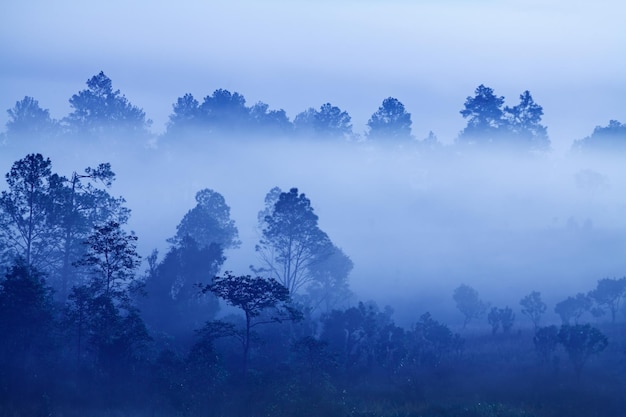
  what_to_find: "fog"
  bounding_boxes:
[2,137,623,327]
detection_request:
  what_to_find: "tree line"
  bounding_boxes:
[2,71,625,152]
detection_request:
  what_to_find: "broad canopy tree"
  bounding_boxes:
[294,103,353,140]
[255,187,351,297]
[170,188,240,251]
[141,188,238,342]
[0,154,130,299]
[587,277,626,323]
[201,272,300,377]
[164,90,292,139]
[453,284,488,329]
[554,293,592,325]
[63,71,152,140]
[458,85,549,150]
[367,97,413,141]
[573,120,626,152]
[5,96,58,142]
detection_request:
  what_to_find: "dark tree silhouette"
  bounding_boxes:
[305,245,354,313]
[504,90,549,150]
[5,96,58,142]
[410,312,462,367]
[50,163,129,300]
[165,93,201,137]
[255,187,335,294]
[294,103,353,140]
[367,97,413,141]
[202,272,299,377]
[587,277,626,323]
[249,101,293,136]
[453,284,487,329]
[487,306,515,335]
[198,89,249,134]
[533,325,559,365]
[555,293,592,325]
[520,291,547,330]
[0,154,57,269]
[458,85,506,144]
[0,260,56,404]
[75,220,141,301]
[558,324,608,379]
[140,237,223,341]
[457,85,549,150]
[170,188,240,251]
[64,71,152,140]
[573,120,626,152]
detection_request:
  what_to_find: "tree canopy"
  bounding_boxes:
[457,85,549,150]
[255,187,339,295]
[63,71,152,140]
[366,97,413,141]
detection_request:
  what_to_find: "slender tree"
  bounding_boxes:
[0,154,57,269]
[202,272,299,377]
[75,220,141,301]
[255,187,334,294]
[520,291,547,330]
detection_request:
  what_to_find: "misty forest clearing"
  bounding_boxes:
[0,71,625,417]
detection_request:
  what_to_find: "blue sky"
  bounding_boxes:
[1,0,624,152]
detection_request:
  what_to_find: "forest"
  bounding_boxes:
[0,72,625,417]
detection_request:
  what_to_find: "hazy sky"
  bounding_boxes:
[1,0,624,152]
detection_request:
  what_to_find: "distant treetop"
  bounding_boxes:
[572,120,626,153]
[366,97,413,141]
[63,71,152,141]
[457,85,549,151]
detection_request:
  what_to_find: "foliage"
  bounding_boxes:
[320,301,400,375]
[504,91,549,150]
[255,187,336,294]
[50,163,129,300]
[487,306,515,335]
[5,96,58,142]
[533,325,559,365]
[458,85,506,144]
[366,97,413,141]
[198,89,249,134]
[554,293,592,325]
[558,323,608,378]
[0,259,55,363]
[169,188,240,251]
[0,260,57,409]
[0,155,129,300]
[409,312,462,367]
[458,85,549,150]
[165,90,292,139]
[453,284,487,328]
[140,237,223,342]
[294,103,353,139]
[304,244,354,313]
[75,220,141,302]
[587,277,626,323]
[0,153,57,268]
[202,272,300,376]
[572,119,626,152]
[519,291,546,330]
[63,71,152,140]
